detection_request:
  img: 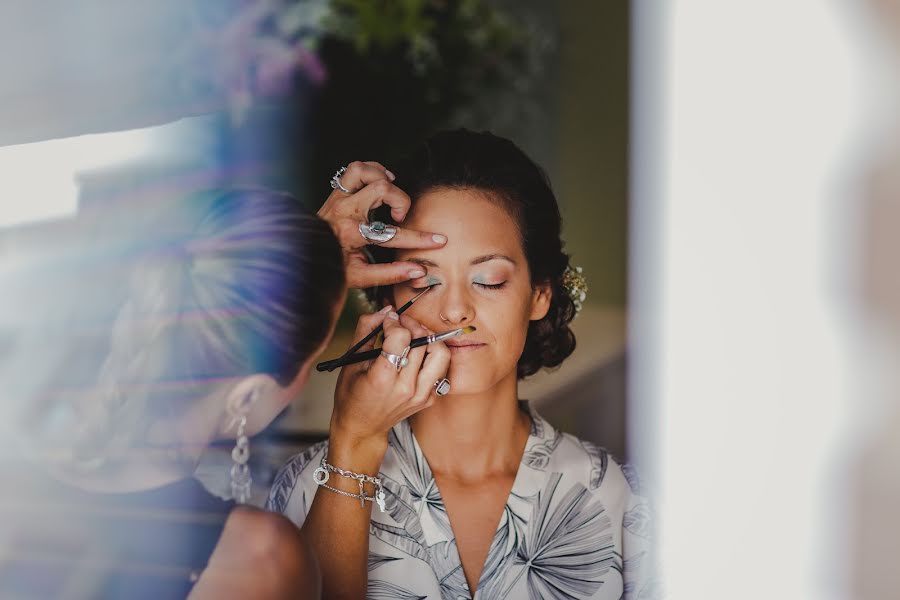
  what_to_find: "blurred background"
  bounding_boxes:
[5,1,900,599]
[0,0,632,469]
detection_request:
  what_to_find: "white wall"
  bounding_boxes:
[631,2,893,598]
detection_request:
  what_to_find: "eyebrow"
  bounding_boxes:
[406,254,516,268]
[472,253,516,266]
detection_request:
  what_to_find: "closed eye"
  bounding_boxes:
[409,278,441,290]
[475,282,507,290]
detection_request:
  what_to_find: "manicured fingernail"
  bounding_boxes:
[432,234,447,244]
[387,311,399,320]
[379,305,392,314]
[385,169,396,181]
[408,269,426,278]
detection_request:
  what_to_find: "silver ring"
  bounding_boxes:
[381,347,410,371]
[330,166,352,193]
[359,220,397,244]
[434,378,451,396]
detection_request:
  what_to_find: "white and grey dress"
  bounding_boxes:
[267,404,660,600]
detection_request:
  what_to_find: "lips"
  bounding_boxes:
[445,339,486,352]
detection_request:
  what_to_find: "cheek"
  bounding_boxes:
[405,298,442,329]
[482,291,533,344]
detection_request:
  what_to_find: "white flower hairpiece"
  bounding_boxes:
[562,264,588,315]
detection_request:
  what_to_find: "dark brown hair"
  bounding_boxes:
[367,129,576,378]
[74,188,345,463]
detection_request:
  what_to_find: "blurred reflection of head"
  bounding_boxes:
[6,187,345,491]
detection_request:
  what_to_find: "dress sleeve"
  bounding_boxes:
[265,440,328,528]
[620,463,664,599]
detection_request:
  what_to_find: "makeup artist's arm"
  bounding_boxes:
[317,160,447,288]
[300,310,450,600]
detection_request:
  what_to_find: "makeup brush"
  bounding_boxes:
[316,326,476,372]
[342,284,437,359]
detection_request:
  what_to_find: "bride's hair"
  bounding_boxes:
[41,188,344,467]
[367,129,577,378]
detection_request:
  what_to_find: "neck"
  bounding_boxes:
[49,401,224,494]
[410,370,531,482]
[47,445,199,494]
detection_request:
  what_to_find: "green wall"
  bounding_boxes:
[557,0,630,308]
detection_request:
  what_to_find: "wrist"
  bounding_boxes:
[327,426,389,474]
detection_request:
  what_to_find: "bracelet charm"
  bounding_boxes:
[312,466,330,485]
[312,456,386,513]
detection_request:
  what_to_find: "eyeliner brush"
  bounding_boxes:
[316,326,476,372]
[341,284,437,358]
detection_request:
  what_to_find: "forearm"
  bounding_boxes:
[301,433,388,600]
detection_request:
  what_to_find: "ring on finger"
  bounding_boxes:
[397,346,411,372]
[434,378,451,397]
[381,346,411,371]
[330,166,352,194]
[359,220,398,244]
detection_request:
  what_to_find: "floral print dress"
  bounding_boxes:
[267,405,660,600]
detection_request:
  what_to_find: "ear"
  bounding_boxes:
[529,281,552,321]
[221,374,280,438]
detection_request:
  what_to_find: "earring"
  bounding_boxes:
[439,312,449,322]
[230,414,251,503]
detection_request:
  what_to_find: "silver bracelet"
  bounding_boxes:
[313,457,386,512]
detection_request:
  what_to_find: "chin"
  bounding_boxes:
[441,363,497,396]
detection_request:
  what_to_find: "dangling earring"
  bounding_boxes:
[230,415,251,503]
[227,391,255,504]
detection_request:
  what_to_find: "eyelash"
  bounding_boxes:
[411,281,507,291]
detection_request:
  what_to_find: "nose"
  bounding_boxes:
[438,283,475,325]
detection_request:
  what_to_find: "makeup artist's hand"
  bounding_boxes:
[318,161,447,289]
[329,307,450,459]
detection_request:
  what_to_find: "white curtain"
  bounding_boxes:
[0,0,320,147]
[631,1,897,598]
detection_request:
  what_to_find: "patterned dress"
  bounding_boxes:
[268,405,660,600]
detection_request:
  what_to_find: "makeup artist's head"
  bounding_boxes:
[367,129,576,395]
[35,188,345,470]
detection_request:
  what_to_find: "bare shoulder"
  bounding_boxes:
[190,507,321,600]
[223,507,314,564]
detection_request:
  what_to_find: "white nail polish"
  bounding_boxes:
[432,234,447,244]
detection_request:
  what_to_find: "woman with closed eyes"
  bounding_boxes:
[270,130,659,600]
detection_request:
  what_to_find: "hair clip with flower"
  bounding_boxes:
[562,264,588,316]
